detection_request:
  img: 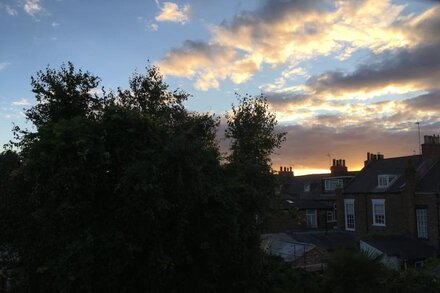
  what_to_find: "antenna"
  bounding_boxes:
[415,121,421,154]
[326,153,331,166]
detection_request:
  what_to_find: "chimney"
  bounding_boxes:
[278,165,294,177]
[422,135,440,162]
[364,152,384,166]
[330,158,348,176]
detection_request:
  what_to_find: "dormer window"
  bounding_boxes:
[304,183,310,192]
[378,175,396,188]
[324,179,343,191]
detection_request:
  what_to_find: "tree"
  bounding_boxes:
[323,249,388,293]
[1,64,287,293]
[223,94,286,291]
[385,268,440,293]
[25,62,106,128]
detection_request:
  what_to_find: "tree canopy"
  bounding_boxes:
[0,63,285,293]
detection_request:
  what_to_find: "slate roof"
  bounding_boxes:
[344,155,425,193]
[362,237,437,260]
[288,230,356,251]
[283,171,358,199]
[261,233,316,262]
[283,174,328,199]
[417,160,440,193]
[280,171,358,210]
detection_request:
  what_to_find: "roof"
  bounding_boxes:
[361,237,437,260]
[417,160,440,193]
[282,171,358,200]
[288,230,356,251]
[260,233,316,262]
[344,155,425,193]
[280,193,334,210]
[283,173,328,199]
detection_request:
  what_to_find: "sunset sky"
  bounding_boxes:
[1,0,439,175]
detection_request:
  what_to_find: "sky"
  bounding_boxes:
[1,0,440,175]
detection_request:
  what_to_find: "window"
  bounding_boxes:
[344,199,355,231]
[372,199,386,226]
[327,211,336,222]
[325,179,343,191]
[378,175,396,188]
[304,183,310,192]
[327,203,337,223]
[306,209,317,228]
[416,208,428,239]
[414,261,425,268]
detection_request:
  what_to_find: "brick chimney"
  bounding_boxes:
[364,152,384,167]
[330,159,348,176]
[422,135,440,161]
[278,166,294,177]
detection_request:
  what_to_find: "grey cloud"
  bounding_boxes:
[265,93,314,107]
[216,0,331,44]
[166,40,231,60]
[406,6,440,44]
[307,40,440,94]
[233,0,328,22]
[404,91,440,111]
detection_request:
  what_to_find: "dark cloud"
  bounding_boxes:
[404,91,440,110]
[307,40,440,94]
[220,0,330,27]
[163,40,234,61]
[406,5,440,44]
[265,92,319,108]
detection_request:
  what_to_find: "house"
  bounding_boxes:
[260,233,327,271]
[336,135,440,268]
[360,237,437,270]
[270,160,357,232]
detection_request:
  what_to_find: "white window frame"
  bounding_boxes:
[344,199,355,231]
[326,210,336,223]
[416,208,428,239]
[377,175,396,188]
[304,183,310,192]
[325,179,343,191]
[372,199,386,227]
[327,203,337,223]
[306,209,317,229]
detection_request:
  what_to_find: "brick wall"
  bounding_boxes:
[265,208,336,232]
[337,193,407,236]
[336,190,440,248]
[414,194,440,248]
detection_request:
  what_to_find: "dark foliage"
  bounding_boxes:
[0,63,285,293]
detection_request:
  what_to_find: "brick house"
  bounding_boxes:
[268,160,357,232]
[336,135,440,268]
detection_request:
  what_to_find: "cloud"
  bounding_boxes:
[155,2,190,24]
[51,22,60,27]
[0,62,9,71]
[306,40,440,98]
[12,98,32,106]
[4,4,18,16]
[403,91,440,111]
[157,40,237,90]
[146,22,159,31]
[272,121,440,172]
[159,0,419,90]
[23,0,42,16]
